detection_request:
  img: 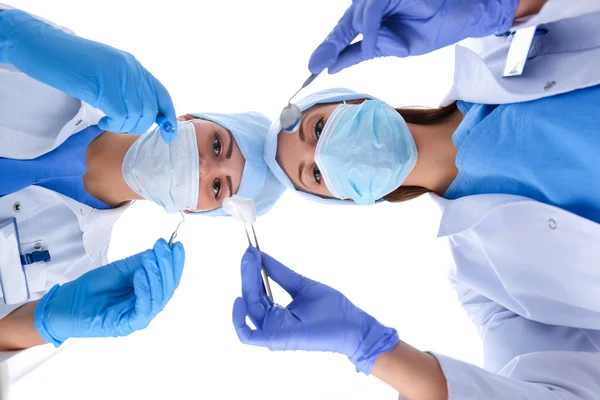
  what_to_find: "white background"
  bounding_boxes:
[8,1,482,399]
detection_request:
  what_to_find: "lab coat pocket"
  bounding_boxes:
[19,240,49,295]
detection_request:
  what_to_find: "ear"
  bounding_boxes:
[178,114,197,121]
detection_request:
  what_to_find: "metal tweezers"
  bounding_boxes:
[244,224,274,301]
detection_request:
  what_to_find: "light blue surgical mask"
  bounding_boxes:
[314,100,417,205]
[122,121,199,213]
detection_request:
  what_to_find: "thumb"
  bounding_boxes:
[353,0,387,59]
[308,5,358,74]
[241,247,269,324]
[153,76,177,144]
[329,27,410,74]
[260,251,311,298]
[110,249,154,277]
[121,268,153,333]
[97,116,126,133]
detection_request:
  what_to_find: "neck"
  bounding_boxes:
[84,131,142,207]
[403,108,463,195]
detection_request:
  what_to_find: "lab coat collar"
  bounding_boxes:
[57,194,129,261]
[441,0,600,107]
[430,193,535,238]
[440,43,518,106]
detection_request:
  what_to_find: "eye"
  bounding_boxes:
[312,165,322,184]
[213,179,221,199]
[314,117,324,140]
[213,135,222,157]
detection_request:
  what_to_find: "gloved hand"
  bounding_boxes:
[34,238,185,347]
[232,247,399,374]
[309,0,520,74]
[0,9,177,142]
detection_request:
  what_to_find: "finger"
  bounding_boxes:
[152,238,176,307]
[356,0,388,59]
[101,296,137,336]
[232,297,267,347]
[241,247,268,323]
[111,249,153,276]
[152,75,177,144]
[327,41,365,74]
[329,27,409,74]
[97,116,122,133]
[96,75,134,134]
[114,62,141,134]
[141,249,165,314]
[171,241,185,286]
[115,114,138,135]
[308,5,359,74]
[132,267,153,320]
[260,251,310,298]
[128,78,157,135]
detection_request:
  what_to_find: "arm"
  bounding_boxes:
[372,344,598,400]
[234,250,600,400]
[0,238,183,350]
[0,301,46,351]
[514,0,547,19]
[34,239,184,347]
[0,8,176,140]
[377,283,600,400]
[512,0,600,28]
[371,342,448,400]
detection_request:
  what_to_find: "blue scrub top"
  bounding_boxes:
[443,85,600,224]
[0,126,112,210]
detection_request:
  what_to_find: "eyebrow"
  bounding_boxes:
[298,117,306,142]
[226,129,234,159]
[226,175,233,198]
[298,161,306,188]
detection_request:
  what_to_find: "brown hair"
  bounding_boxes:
[383,102,458,203]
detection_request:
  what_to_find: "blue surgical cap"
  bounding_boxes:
[189,112,286,216]
[264,88,380,205]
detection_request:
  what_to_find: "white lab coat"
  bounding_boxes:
[0,7,127,318]
[400,193,600,399]
[397,1,600,398]
[436,194,600,330]
[443,0,600,105]
[430,286,600,399]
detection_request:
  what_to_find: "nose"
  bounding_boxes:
[199,157,211,178]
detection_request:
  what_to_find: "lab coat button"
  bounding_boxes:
[548,219,557,229]
[34,242,42,250]
[13,202,21,212]
[544,81,556,91]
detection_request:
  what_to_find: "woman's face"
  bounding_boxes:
[179,115,245,211]
[276,102,344,199]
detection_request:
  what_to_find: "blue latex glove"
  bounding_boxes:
[34,238,185,347]
[232,247,399,374]
[309,0,520,74]
[0,9,177,142]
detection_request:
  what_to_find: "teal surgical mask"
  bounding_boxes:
[314,100,417,205]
